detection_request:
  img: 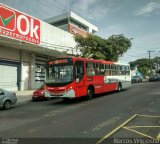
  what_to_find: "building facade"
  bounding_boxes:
[45,11,98,36]
[0,3,98,91]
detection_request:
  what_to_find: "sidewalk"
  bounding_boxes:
[15,90,35,104]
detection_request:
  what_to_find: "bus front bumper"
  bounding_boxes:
[44,89,75,98]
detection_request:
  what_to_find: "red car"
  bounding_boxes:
[32,88,45,101]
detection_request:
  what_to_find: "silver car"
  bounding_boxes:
[0,89,17,110]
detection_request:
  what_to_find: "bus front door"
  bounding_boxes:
[75,61,86,97]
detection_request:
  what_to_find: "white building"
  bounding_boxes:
[0,3,98,91]
[45,11,98,36]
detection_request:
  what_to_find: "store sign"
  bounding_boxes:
[0,4,40,44]
[48,59,68,65]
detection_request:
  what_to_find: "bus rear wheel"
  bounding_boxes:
[117,83,122,92]
[86,87,94,100]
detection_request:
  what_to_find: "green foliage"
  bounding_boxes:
[130,58,152,68]
[153,56,160,74]
[139,66,149,76]
[74,34,132,61]
[103,34,132,61]
[74,34,106,59]
[153,56,160,64]
[130,58,155,76]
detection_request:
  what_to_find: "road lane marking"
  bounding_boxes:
[43,114,56,117]
[96,114,137,144]
[137,114,160,118]
[123,126,156,140]
[97,114,160,144]
[83,116,122,134]
[49,110,62,113]
[28,129,37,133]
[157,133,160,140]
[127,126,160,128]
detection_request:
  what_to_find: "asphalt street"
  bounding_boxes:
[0,82,160,144]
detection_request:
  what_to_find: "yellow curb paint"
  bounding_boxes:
[137,114,160,118]
[123,126,156,140]
[96,114,137,144]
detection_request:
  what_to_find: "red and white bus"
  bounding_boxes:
[44,57,131,100]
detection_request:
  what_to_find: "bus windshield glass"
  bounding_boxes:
[45,58,73,85]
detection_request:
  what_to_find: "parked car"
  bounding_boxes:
[32,88,45,101]
[131,76,143,83]
[0,89,17,110]
[149,74,160,82]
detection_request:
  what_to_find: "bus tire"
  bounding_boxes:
[86,87,94,100]
[63,98,70,102]
[117,83,122,92]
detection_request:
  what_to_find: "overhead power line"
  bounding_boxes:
[42,0,66,12]
[37,0,65,12]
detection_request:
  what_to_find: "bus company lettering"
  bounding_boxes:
[0,4,40,44]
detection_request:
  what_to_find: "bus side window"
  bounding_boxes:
[125,66,130,75]
[100,64,105,75]
[111,65,116,75]
[117,65,121,75]
[95,63,103,75]
[121,65,126,75]
[86,62,95,76]
[105,64,111,75]
[75,61,84,82]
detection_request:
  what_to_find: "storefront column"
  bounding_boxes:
[19,50,24,91]
[30,53,36,90]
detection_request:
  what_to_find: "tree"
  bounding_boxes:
[130,58,155,76]
[74,34,106,59]
[74,34,132,61]
[103,34,132,61]
[153,56,160,74]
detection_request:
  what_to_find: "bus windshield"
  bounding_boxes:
[45,59,74,86]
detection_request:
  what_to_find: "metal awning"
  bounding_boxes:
[0,36,68,58]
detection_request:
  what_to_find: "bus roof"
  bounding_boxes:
[50,56,129,66]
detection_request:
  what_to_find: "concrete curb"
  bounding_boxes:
[15,90,35,105]
[17,97,32,105]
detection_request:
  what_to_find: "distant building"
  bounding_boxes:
[45,11,98,36]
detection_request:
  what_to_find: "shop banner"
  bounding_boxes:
[0,4,40,44]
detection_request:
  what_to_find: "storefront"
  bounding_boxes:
[0,3,76,91]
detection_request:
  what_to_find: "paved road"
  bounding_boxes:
[0,82,160,144]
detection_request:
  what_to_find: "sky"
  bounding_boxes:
[0,0,160,63]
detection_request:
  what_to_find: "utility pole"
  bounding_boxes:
[156,51,160,73]
[147,50,155,74]
[67,0,70,30]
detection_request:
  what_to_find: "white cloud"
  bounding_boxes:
[71,0,119,20]
[71,0,97,13]
[134,1,160,16]
[98,24,128,38]
[133,33,160,51]
[120,32,160,63]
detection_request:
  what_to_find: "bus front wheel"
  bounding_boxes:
[86,87,94,100]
